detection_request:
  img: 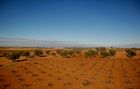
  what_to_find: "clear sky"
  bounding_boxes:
[0,0,140,46]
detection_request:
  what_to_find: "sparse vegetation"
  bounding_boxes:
[46,50,51,55]
[6,52,20,62]
[100,50,110,58]
[35,50,43,56]
[96,47,106,51]
[85,50,97,58]
[0,47,140,89]
[57,50,75,58]
[109,49,116,57]
[51,52,56,56]
[73,48,81,55]
[22,51,30,57]
[59,50,70,58]
[126,49,136,58]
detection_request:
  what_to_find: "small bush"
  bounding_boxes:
[96,47,106,51]
[100,51,110,58]
[35,50,43,56]
[85,50,97,58]
[23,51,30,57]
[57,50,75,58]
[73,48,81,55]
[109,49,116,57]
[126,49,136,58]
[46,50,51,55]
[68,50,75,56]
[6,52,20,62]
[56,50,63,55]
[51,52,56,56]
[19,51,24,56]
[60,50,69,58]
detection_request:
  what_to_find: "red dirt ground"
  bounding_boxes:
[0,49,140,89]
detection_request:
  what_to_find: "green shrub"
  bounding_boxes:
[60,50,69,58]
[109,49,116,57]
[96,47,106,51]
[126,49,136,57]
[85,50,97,58]
[35,50,43,56]
[57,50,75,58]
[73,48,81,54]
[68,50,75,56]
[56,49,63,55]
[6,52,20,62]
[100,51,110,58]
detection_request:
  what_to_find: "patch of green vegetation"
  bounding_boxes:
[85,50,97,58]
[126,49,136,58]
[57,50,75,58]
[35,50,43,56]
[6,52,20,62]
[100,50,110,58]
[109,49,116,57]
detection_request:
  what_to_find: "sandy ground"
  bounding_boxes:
[0,49,140,89]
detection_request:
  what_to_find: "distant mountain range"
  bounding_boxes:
[0,38,140,48]
[0,38,97,48]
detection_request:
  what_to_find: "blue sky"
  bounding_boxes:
[0,0,140,46]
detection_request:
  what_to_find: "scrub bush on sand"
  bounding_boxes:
[85,50,97,58]
[6,52,20,62]
[126,49,136,58]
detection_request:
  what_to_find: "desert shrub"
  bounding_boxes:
[60,50,69,58]
[19,51,24,56]
[131,48,137,51]
[100,51,110,58]
[96,47,106,51]
[46,50,51,55]
[6,52,20,62]
[57,50,75,58]
[56,49,62,54]
[35,50,43,56]
[51,52,56,56]
[85,50,97,58]
[23,51,30,57]
[126,49,136,57]
[68,50,75,56]
[73,48,81,54]
[109,49,116,57]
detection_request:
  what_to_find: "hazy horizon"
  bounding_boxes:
[0,0,140,46]
[0,37,140,48]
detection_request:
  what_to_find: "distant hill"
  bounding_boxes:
[0,38,96,48]
[0,38,140,48]
[116,44,140,48]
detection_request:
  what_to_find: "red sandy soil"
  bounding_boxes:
[0,49,140,89]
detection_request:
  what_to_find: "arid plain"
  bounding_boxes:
[0,47,140,89]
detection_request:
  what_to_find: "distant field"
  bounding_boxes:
[0,47,140,89]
